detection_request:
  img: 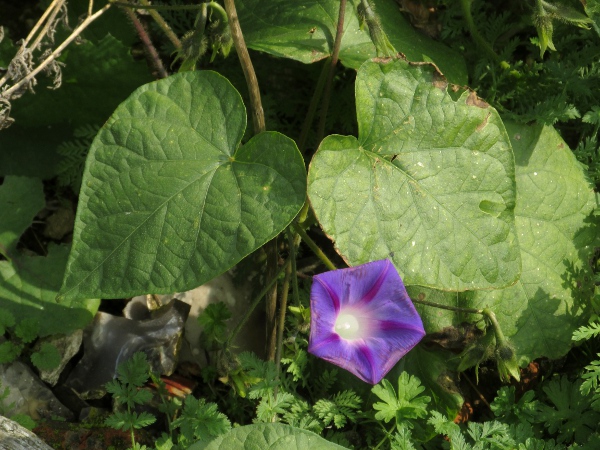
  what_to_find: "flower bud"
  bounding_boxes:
[495,343,520,382]
[456,329,495,382]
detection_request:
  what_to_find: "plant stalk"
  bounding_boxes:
[316,0,347,143]
[411,298,484,315]
[227,258,290,347]
[292,222,337,271]
[122,6,168,78]
[138,0,181,49]
[459,0,500,63]
[223,0,265,134]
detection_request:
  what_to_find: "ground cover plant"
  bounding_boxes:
[0,0,599,448]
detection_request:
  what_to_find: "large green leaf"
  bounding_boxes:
[406,123,598,365]
[189,423,348,449]
[308,59,520,291]
[238,0,467,84]
[0,177,98,337]
[58,71,306,301]
[0,177,44,256]
[469,123,598,364]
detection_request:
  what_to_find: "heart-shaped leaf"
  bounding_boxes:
[189,423,348,449]
[58,71,306,301]
[408,122,598,366]
[470,122,598,364]
[238,0,467,84]
[308,59,520,291]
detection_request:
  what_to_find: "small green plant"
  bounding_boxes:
[0,379,36,430]
[105,352,156,450]
[105,352,232,449]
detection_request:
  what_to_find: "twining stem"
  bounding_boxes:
[459,0,500,63]
[226,259,290,347]
[297,60,330,153]
[1,3,112,98]
[413,298,509,347]
[483,308,508,346]
[223,0,265,134]
[411,298,483,315]
[274,253,292,380]
[109,0,202,11]
[138,0,181,49]
[288,229,300,306]
[292,222,337,271]
[316,0,347,144]
[122,7,168,78]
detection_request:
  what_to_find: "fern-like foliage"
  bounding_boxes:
[56,124,98,192]
[581,355,600,411]
[313,390,362,429]
[573,321,600,341]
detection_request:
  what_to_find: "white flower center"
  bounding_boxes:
[334,313,361,340]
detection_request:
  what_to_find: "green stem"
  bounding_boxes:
[459,0,500,63]
[411,298,484,315]
[138,0,181,49]
[297,60,329,153]
[288,229,300,306]
[274,253,292,390]
[223,0,265,134]
[122,6,168,78]
[227,258,290,347]
[207,1,228,24]
[482,308,508,346]
[109,0,202,10]
[316,0,346,144]
[292,222,337,271]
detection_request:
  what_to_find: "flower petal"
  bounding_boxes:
[308,259,425,384]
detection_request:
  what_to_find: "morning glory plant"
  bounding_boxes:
[308,259,426,384]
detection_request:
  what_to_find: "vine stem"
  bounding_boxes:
[109,0,202,11]
[226,258,290,347]
[316,0,347,143]
[138,0,181,49]
[122,7,168,78]
[274,249,292,391]
[297,59,329,153]
[459,0,500,63]
[1,3,112,98]
[411,298,483,315]
[292,222,337,271]
[223,0,265,134]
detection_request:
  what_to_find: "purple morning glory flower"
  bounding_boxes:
[308,259,425,384]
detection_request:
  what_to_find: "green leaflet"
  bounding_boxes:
[308,59,520,291]
[58,71,306,301]
[237,0,467,84]
[0,177,98,337]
